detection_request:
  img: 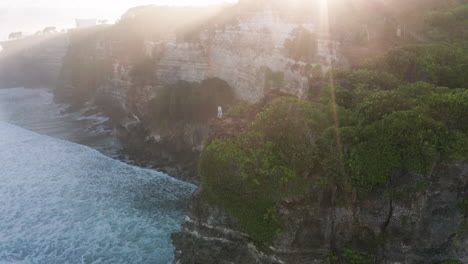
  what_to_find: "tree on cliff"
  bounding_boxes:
[8,32,23,40]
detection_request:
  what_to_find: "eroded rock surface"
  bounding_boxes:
[172,161,468,263]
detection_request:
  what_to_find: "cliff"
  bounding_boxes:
[0,34,68,88]
[172,161,468,263]
[53,3,345,180]
[172,77,467,262]
[49,1,467,263]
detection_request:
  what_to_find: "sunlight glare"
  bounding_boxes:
[318,0,346,178]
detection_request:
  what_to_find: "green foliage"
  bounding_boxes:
[352,90,415,125]
[320,85,355,109]
[365,44,468,88]
[198,4,468,248]
[401,216,410,226]
[425,3,468,43]
[350,111,445,195]
[263,67,285,91]
[317,81,468,196]
[200,97,333,245]
[326,248,375,264]
[421,89,468,132]
[457,221,468,235]
[224,101,256,119]
[283,26,317,61]
[339,69,401,92]
[318,110,448,196]
[435,260,463,264]
[320,69,402,108]
[396,82,450,98]
[202,78,468,243]
[421,89,468,159]
[148,78,234,125]
[316,126,357,194]
[461,196,468,216]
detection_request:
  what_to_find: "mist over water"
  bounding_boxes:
[0,88,196,263]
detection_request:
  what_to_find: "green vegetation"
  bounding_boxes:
[263,67,285,92]
[148,78,235,126]
[201,97,333,245]
[425,3,468,43]
[200,1,468,244]
[55,0,468,250]
[224,101,256,119]
[365,43,468,88]
[203,74,468,244]
[326,248,375,264]
[461,196,468,216]
[435,260,462,264]
[458,196,468,235]
[201,72,467,244]
[400,216,410,226]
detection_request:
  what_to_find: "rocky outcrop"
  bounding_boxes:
[172,161,468,263]
[0,34,68,88]
[118,121,212,184]
[152,10,342,102]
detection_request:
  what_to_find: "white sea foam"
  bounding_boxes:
[0,122,196,264]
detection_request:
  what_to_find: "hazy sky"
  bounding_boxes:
[0,0,237,40]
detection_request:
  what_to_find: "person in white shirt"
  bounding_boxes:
[217,106,223,119]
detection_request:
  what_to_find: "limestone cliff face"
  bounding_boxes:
[172,161,468,263]
[54,6,343,180]
[152,10,341,102]
[0,34,68,88]
[56,8,341,110]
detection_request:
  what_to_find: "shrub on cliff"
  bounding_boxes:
[318,86,468,196]
[425,3,468,43]
[200,97,333,245]
[319,69,402,108]
[347,111,446,195]
[352,90,416,125]
[326,248,375,264]
[365,44,468,88]
[198,4,468,246]
[200,80,468,244]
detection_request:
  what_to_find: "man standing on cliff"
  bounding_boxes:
[217,106,223,119]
